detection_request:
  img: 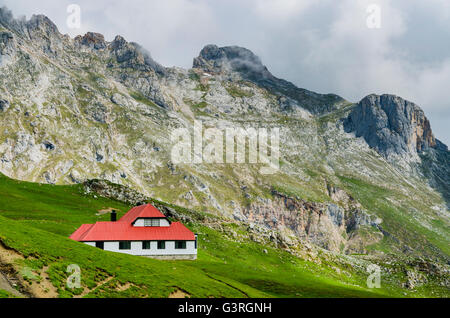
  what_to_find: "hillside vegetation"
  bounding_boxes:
[0,173,448,298]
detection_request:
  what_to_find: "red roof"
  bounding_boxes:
[69,203,195,242]
[70,221,195,241]
[119,203,166,223]
[69,224,94,241]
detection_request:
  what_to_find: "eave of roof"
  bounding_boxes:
[69,223,95,241]
[69,221,195,242]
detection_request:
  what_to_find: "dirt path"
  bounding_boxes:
[0,241,24,264]
[204,273,249,297]
[0,241,28,297]
[96,207,117,216]
[26,266,59,298]
[0,241,58,298]
[74,276,114,298]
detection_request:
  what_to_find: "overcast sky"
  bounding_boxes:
[3,0,450,144]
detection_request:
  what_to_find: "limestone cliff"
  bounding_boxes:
[343,94,446,158]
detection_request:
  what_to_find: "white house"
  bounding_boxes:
[69,203,197,260]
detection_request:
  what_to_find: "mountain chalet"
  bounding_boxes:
[70,203,197,260]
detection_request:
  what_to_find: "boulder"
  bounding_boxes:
[0,99,10,112]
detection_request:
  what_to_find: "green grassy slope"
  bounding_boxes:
[0,173,444,298]
[0,289,17,298]
[339,176,450,258]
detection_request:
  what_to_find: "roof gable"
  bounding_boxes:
[69,223,94,241]
[119,203,166,224]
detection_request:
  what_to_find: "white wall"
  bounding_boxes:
[84,240,197,256]
[133,218,170,227]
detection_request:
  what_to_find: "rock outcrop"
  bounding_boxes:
[0,99,9,112]
[344,94,450,208]
[0,30,15,66]
[235,190,383,253]
[109,35,166,75]
[193,44,272,79]
[83,179,149,204]
[75,32,106,50]
[344,94,446,159]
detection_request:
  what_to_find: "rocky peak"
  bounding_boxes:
[0,10,60,39]
[0,30,14,51]
[0,8,64,58]
[193,44,272,80]
[26,14,59,36]
[75,32,106,50]
[0,6,17,30]
[109,35,165,74]
[0,29,15,67]
[344,94,447,159]
[193,44,345,114]
[109,35,127,50]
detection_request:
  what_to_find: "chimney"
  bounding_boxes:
[111,210,117,222]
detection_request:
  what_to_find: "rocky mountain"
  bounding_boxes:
[0,7,448,263]
[344,94,450,205]
[193,44,345,114]
[344,94,446,157]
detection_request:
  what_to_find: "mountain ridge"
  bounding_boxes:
[0,6,448,265]
[193,43,346,114]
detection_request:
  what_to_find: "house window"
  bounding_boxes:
[119,241,131,250]
[95,242,104,250]
[157,241,165,249]
[144,219,160,227]
[175,241,186,249]
[142,241,151,250]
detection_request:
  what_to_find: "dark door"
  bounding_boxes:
[95,241,104,250]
